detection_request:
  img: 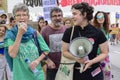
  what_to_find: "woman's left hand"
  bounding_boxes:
[83,60,93,72]
[29,60,39,70]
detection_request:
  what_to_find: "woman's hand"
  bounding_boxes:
[29,60,39,70]
[18,22,27,35]
[74,56,92,72]
[83,60,93,72]
[46,59,56,69]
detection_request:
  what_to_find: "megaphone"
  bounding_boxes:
[69,37,93,73]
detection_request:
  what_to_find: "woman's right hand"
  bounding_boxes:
[17,22,27,35]
[46,59,56,69]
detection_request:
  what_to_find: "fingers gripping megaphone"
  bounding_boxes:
[69,37,93,73]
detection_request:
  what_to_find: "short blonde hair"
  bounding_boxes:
[63,17,73,27]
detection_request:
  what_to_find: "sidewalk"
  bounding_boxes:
[109,41,120,80]
[111,64,120,80]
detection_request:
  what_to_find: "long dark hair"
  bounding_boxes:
[38,17,44,32]
[93,11,110,33]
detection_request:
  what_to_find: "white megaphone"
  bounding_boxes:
[69,37,93,73]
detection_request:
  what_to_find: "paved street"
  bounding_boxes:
[109,42,120,80]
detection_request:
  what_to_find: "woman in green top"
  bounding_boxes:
[93,11,112,80]
[4,3,50,80]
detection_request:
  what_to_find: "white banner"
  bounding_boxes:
[42,0,57,23]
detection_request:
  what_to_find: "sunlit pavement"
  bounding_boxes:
[109,41,120,80]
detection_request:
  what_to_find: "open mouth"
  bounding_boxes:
[19,21,25,23]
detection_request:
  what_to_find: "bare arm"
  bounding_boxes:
[34,31,49,62]
[35,31,56,69]
[84,41,108,71]
[8,23,27,58]
[90,41,108,64]
[30,31,50,69]
[62,41,76,60]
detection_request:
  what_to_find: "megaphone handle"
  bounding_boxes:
[79,64,84,73]
[79,56,89,73]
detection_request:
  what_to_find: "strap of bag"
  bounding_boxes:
[33,31,43,55]
[70,26,75,42]
[59,26,75,65]
[33,31,48,60]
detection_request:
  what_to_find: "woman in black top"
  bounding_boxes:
[62,2,108,80]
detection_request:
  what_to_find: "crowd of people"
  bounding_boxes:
[0,1,120,80]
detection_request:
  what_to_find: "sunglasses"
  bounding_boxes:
[96,15,104,19]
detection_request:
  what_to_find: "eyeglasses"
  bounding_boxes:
[39,21,45,24]
[15,14,28,18]
[51,14,62,18]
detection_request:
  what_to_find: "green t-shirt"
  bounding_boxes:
[5,35,50,80]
